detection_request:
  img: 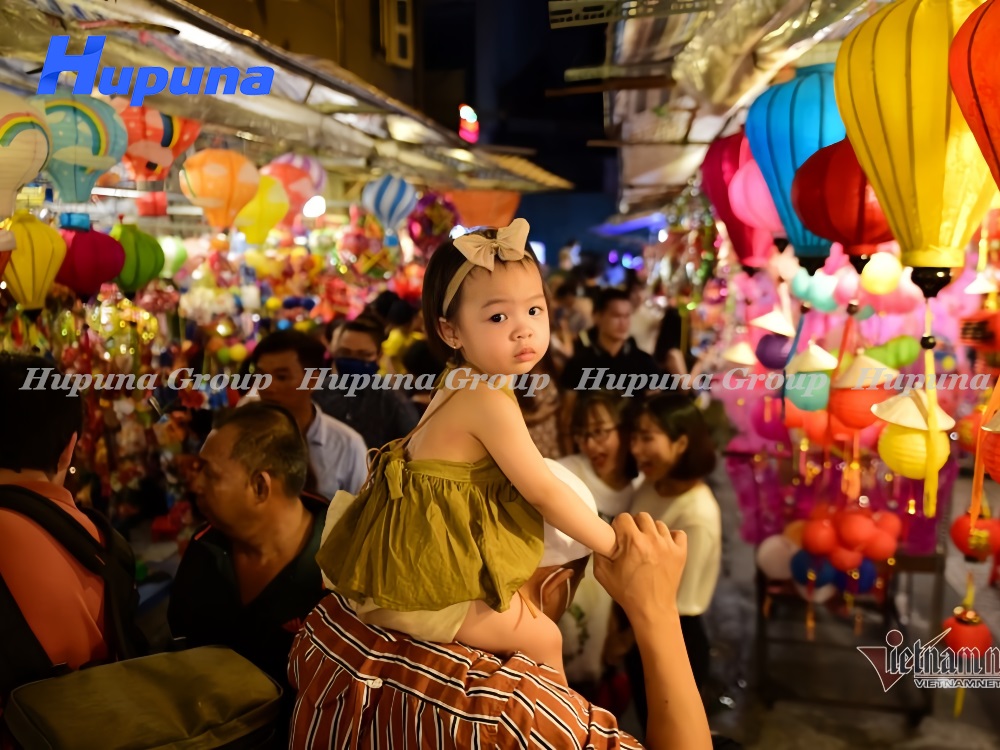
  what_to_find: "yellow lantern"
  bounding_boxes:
[234,175,289,245]
[835,0,994,281]
[1,210,66,309]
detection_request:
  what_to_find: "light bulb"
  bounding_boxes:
[303,195,326,219]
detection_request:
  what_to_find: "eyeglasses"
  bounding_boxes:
[573,426,618,445]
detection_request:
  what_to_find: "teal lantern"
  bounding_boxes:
[785,343,838,412]
[29,93,128,231]
[745,64,846,275]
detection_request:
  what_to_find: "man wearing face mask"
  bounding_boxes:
[315,317,420,450]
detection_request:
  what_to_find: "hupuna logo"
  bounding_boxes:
[37,36,274,107]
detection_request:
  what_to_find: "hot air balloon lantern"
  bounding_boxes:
[836,0,994,517]
[260,162,313,227]
[701,130,775,273]
[1,210,67,310]
[362,175,418,240]
[234,175,290,245]
[56,228,126,299]
[792,139,894,274]
[112,101,202,186]
[110,224,165,294]
[0,92,51,270]
[728,140,786,246]
[180,149,260,236]
[29,94,128,231]
[270,152,327,194]
[746,64,846,275]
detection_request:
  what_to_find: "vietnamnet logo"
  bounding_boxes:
[37,36,274,107]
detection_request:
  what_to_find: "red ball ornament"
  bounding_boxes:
[862,529,898,562]
[942,607,993,653]
[837,513,877,549]
[830,546,864,572]
[56,229,126,298]
[802,519,838,556]
[791,139,893,271]
[872,511,903,540]
[949,513,1000,562]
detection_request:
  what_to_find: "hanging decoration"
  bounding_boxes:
[1,210,67,309]
[28,94,128,231]
[158,236,188,279]
[179,149,260,236]
[791,139,894,274]
[701,130,774,273]
[269,152,327,194]
[0,91,51,268]
[362,175,418,238]
[407,191,460,257]
[260,162,314,227]
[745,63,846,275]
[728,141,785,241]
[112,101,200,185]
[56,229,126,298]
[110,224,165,293]
[234,175,290,245]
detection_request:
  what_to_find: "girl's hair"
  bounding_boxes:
[628,393,716,481]
[422,227,541,363]
[571,391,639,479]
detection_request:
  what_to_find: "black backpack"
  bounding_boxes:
[0,484,147,696]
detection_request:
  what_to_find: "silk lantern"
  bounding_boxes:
[110,224,165,293]
[0,92,51,267]
[234,175,289,244]
[158,236,188,279]
[791,139,894,273]
[701,131,774,272]
[1,211,66,309]
[112,101,201,185]
[56,228,125,297]
[828,354,897,429]
[29,94,128,231]
[785,343,838,412]
[362,175,418,236]
[259,163,312,227]
[746,64,846,274]
[180,149,260,232]
[728,143,785,240]
[271,152,326,193]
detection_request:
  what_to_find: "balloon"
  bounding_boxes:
[802,519,837,556]
[756,535,799,580]
[29,93,128,230]
[362,174,418,233]
[860,252,902,295]
[829,546,864,573]
[1,211,66,309]
[836,512,877,549]
[791,550,836,586]
[0,91,51,259]
[746,64,845,273]
[234,175,290,244]
[57,228,125,297]
[835,0,994,292]
[180,149,260,231]
[863,530,898,562]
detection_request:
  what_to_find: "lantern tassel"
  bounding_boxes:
[954,574,976,719]
[844,431,862,500]
[971,381,1000,528]
[923,303,940,518]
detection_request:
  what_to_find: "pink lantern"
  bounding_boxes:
[729,139,785,238]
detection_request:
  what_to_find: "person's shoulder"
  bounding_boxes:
[315,409,367,449]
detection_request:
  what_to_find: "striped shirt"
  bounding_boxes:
[288,593,644,749]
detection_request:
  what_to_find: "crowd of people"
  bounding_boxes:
[0,223,735,749]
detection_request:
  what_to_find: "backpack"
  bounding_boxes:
[0,485,283,749]
[0,484,147,695]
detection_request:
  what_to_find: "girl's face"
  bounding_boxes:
[630,412,688,483]
[574,404,622,478]
[441,261,550,375]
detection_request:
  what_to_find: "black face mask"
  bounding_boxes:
[334,357,379,377]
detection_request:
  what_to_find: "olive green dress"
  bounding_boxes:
[316,372,544,640]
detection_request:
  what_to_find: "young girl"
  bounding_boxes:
[625,393,721,721]
[317,219,616,679]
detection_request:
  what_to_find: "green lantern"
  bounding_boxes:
[111,224,165,292]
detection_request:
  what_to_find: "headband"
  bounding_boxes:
[441,218,531,316]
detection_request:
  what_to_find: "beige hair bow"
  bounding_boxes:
[442,218,531,315]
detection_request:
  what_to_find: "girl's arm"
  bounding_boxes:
[468,387,617,557]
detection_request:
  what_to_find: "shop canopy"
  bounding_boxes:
[0,0,571,193]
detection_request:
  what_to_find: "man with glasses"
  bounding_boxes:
[316,317,419,450]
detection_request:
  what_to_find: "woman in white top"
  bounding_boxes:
[555,391,641,701]
[626,393,721,723]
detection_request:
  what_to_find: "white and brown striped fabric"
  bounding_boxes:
[288,593,644,749]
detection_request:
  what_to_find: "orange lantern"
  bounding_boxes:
[179,149,259,232]
[828,354,898,430]
[449,190,521,227]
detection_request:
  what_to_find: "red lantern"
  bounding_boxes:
[56,229,126,298]
[943,607,993,653]
[791,139,894,273]
[830,546,864,572]
[956,408,985,453]
[981,430,1000,483]
[836,512,877,549]
[828,388,890,430]
[951,0,1000,194]
[950,513,1000,561]
[872,511,903,539]
[802,519,838,555]
[863,530,898,562]
[701,131,774,271]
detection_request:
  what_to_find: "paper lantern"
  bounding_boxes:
[785,343,837,412]
[180,149,260,231]
[755,535,798,580]
[701,131,774,271]
[828,355,898,429]
[802,520,837,556]
[860,252,903,295]
[450,189,520,228]
[270,152,326,193]
[791,139,893,273]
[949,513,1000,561]
[260,163,313,226]
[829,546,864,573]
[746,64,846,274]
[791,550,836,586]
[158,236,188,279]
[110,224,165,293]
[0,92,51,263]
[1,211,66,309]
[879,425,951,479]
[362,175,418,234]
[234,175,290,244]
[112,102,200,185]
[29,94,128,230]
[755,334,792,370]
[56,228,125,297]
[728,143,785,238]
[836,0,994,297]
[863,531,898,562]
[943,607,993,653]
[836,513,876,549]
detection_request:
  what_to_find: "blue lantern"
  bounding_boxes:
[745,64,845,275]
[361,175,417,235]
